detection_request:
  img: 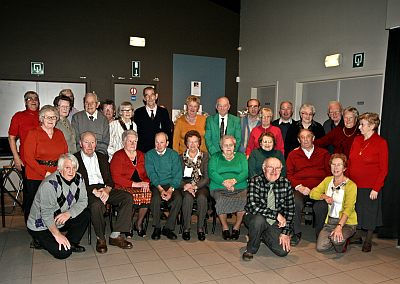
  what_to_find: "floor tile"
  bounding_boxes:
[300,260,341,277]
[133,259,170,276]
[32,260,66,276]
[369,263,400,279]
[344,267,390,284]
[322,273,363,284]
[156,245,188,259]
[203,262,242,280]
[101,263,138,281]
[0,278,31,284]
[97,252,131,267]
[173,267,213,283]
[164,255,199,271]
[274,265,317,282]
[256,254,296,269]
[66,255,100,272]
[141,272,180,284]
[192,252,227,266]
[126,249,160,263]
[230,258,269,274]
[106,276,143,284]
[286,250,320,265]
[180,242,215,255]
[31,272,68,284]
[246,270,289,284]
[216,275,254,284]
[67,268,105,284]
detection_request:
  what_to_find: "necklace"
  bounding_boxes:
[185,115,196,124]
[359,142,370,155]
[343,127,357,137]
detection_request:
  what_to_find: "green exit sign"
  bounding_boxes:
[353,53,364,68]
[31,62,44,75]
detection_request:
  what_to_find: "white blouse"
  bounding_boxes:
[107,119,137,161]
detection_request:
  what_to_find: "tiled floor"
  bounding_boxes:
[1,212,400,284]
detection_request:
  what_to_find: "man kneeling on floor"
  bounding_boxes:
[243,157,295,261]
[27,154,90,259]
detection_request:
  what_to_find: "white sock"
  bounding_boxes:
[110,232,120,238]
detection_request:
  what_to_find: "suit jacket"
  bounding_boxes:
[180,151,209,190]
[134,106,172,153]
[74,151,114,192]
[205,113,242,155]
[71,110,110,155]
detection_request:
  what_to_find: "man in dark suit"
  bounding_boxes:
[133,87,172,153]
[205,96,242,155]
[74,131,133,253]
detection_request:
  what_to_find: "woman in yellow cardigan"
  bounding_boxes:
[310,153,357,253]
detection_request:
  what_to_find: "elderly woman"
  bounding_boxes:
[285,103,325,157]
[110,130,149,237]
[310,154,357,253]
[180,130,209,241]
[108,101,137,160]
[315,107,360,157]
[348,112,388,252]
[245,107,284,157]
[173,95,207,154]
[248,132,286,178]
[27,154,90,259]
[54,95,77,154]
[24,105,68,224]
[209,135,248,240]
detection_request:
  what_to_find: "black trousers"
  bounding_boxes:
[150,185,182,230]
[181,187,209,231]
[293,191,328,236]
[87,184,132,239]
[244,213,289,257]
[24,179,42,223]
[28,208,90,259]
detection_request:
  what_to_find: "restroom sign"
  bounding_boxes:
[31,62,44,75]
[353,53,364,68]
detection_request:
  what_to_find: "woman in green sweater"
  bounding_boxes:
[209,135,248,240]
[310,153,357,253]
[248,132,286,178]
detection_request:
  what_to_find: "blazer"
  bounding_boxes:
[74,151,114,192]
[180,151,210,190]
[205,113,242,155]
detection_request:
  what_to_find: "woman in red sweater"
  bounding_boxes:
[348,112,388,252]
[110,130,150,237]
[24,105,68,246]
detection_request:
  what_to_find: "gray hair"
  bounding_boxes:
[262,157,282,169]
[299,103,316,116]
[39,105,60,123]
[117,101,134,117]
[83,92,98,104]
[57,153,79,171]
[343,106,359,120]
[219,135,236,148]
[122,130,138,142]
[327,101,343,114]
[24,91,39,101]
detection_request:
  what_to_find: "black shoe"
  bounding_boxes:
[71,243,86,253]
[349,236,363,245]
[362,240,372,252]
[151,228,162,240]
[30,239,42,250]
[197,231,206,241]
[231,229,240,240]
[134,222,146,237]
[182,231,191,241]
[242,251,253,261]
[125,230,133,239]
[290,233,302,246]
[222,229,231,240]
[162,227,177,240]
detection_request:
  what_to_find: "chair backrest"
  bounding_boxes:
[0,137,13,158]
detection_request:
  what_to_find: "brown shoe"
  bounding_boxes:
[109,235,133,249]
[96,239,108,254]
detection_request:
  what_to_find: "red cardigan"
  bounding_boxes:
[245,124,284,156]
[286,146,331,189]
[110,148,149,188]
[315,125,361,157]
[24,126,68,180]
[348,133,388,192]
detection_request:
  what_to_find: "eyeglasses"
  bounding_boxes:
[301,112,314,116]
[43,116,57,120]
[120,109,132,112]
[329,111,341,115]
[26,97,39,102]
[265,166,282,172]
[85,102,97,106]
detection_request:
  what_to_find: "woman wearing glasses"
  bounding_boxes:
[108,101,137,160]
[310,153,357,253]
[24,105,68,247]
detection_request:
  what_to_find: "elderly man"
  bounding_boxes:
[239,98,261,153]
[134,87,172,153]
[205,96,242,155]
[59,89,79,122]
[145,132,182,240]
[243,157,295,260]
[74,132,132,253]
[272,101,296,142]
[27,154,90,259]
[72,92,109,155]
[323,101,344,134]
[286,129,330,245]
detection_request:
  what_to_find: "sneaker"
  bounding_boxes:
[242,251,253,261]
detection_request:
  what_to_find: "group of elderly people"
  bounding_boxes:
[8,89,388,261]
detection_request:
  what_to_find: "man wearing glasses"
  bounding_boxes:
[239,99,261,153]
[72,92,109,155]
[243,157,295,261]
[323,101,344,134]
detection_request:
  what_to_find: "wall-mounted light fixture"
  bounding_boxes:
[324,53,342,67]
[129,37,146,47]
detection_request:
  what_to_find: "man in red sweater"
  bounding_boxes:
[286,129,330,246]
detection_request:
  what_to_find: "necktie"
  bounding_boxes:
[220,117,225,138]
[150,110,154,120]
[89,115,94,121]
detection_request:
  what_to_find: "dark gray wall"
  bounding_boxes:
[0,0,240,112]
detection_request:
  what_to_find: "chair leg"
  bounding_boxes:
[88,216,92,245]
